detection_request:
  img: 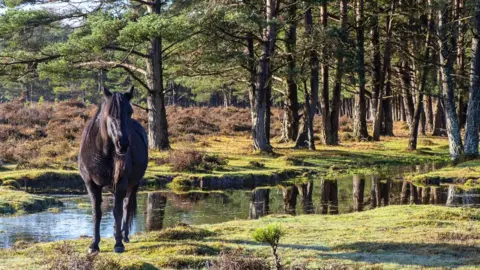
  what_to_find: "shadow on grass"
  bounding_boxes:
[327,241,480,267]
[210,239,479,267]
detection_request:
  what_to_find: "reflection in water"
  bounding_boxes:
[282,186,298,215]
[249,188,270,219]
[352,175,365,211]
[2,163,480,248]
[446,185,480,206]
[370,177,390,208]
[146,192,167,231]
[298,181,314,214]
[320,179,339,215]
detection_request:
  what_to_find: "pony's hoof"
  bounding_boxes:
[123,236,130,243]
[114,245,125,253]
[88,247,100,254]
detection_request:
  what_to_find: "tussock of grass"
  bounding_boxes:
[1,206,479,269]
[153,224,216,241]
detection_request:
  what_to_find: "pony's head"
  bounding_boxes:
[102,86,134,156]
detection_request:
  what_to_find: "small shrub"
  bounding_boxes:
[339,116,352,127]
[1,180,21,189]
[420,139,437,146]
[341,132,354,142]
[252,223,285,270]
[282,156,304,166]
[170,176,194,191]
[44,242,120,270]
[154,157,169,166]
[211,248,270,270]
[249,161,265,168]
[202,154,226,165]
[168,150,203,172]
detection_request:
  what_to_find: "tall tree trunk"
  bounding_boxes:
[424,95,434,133]
[464,1,480,157]
[437,3,463,160]
[408,3,433,151]
[329,0,348,145]
[371,0,383,141]
[296,6,318,150]
[456,0,467,129]
[252,0,277,152]
[381,0,395,137]
[146,0,170,150]
[353,0,369,140]
[320,0,331,145]
[400,61,415,130]
[281,0,300,142]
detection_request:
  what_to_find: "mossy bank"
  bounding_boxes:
[1,205,479,269]
[0,136,452,193]
[0,187,62,215]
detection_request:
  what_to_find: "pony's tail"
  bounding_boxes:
[127,186,138,231]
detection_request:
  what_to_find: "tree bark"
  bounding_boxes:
[464,1,480,157]
[329,0,348,145]
[281,0,300,142]
[320,1,331,145]
[146,0,170,150]
[424,95,434,133]
[437,3,463,160]
[296,7,318,150]
[408,3,433,151]
[381,0,395,136]
[371,0,383,141]
[252,0,277,152]
[353,0,369,140]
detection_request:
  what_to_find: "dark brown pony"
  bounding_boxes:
[78,86,148,253]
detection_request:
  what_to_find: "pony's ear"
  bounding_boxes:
[103,86,113,98]
[125,85,134,101]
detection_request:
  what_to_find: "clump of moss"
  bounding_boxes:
[420,139,437,146]
[249,161,265,168]
[155,224,215,241]
[1,180,21,189]
[169,176,194,191]
[0,188,63,215]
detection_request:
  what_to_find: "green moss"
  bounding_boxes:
[1,206,479,269]
[168,176,195,192]
[0,188,63,215]
[0,136,454,194]
[412,160,480,188]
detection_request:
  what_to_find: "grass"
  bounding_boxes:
[1,205,479,269]
[0,187,62,215]
[0,134,452,193]
[144,134,451,185]
[412,159,480,188]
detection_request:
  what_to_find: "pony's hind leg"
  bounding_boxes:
[113,185,127,253]
[122,184,139,243]
[86,182,102,254]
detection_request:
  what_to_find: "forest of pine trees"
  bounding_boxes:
[0,0,479,159]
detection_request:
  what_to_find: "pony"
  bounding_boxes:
[78,86,148,253]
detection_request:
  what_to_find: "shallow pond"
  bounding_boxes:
[1,163,478,248]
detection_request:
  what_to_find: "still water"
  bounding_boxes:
[0,163,478,248]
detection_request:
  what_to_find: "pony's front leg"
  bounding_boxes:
[86,182,102,254]
[113,186,127,253]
